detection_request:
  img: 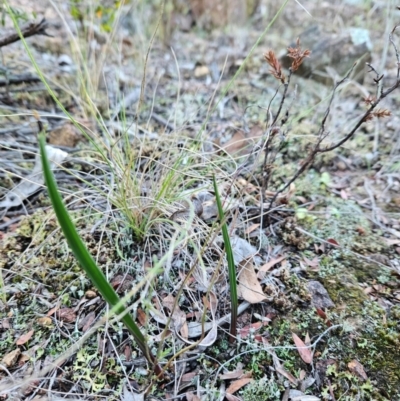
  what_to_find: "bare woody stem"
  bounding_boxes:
[0,18,49,48]
[268,35,400,211]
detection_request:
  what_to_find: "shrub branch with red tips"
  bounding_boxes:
[259,26,400,217]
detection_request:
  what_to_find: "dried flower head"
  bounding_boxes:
[363,95,376,106]
[373,108,391,118]
[264,50,286,83]
[363,108,391,122]
[287,38,311,72]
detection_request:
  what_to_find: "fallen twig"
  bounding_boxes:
[0,73,40,87]
[0,18,49,48]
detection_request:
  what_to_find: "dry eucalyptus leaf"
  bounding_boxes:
[225,394,241,401]
[198,322,218,348]
[1,349,21,368]
[237,258,267,304]
[292,333,313,364]
[276,366,298,385]
[226,377,253,395]
[348,359,368,380]
[81,312,96,333]
[57,308,76,323]
[15,330,34,346]
[257,255,286,279]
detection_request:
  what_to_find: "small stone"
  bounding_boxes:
[307,280,335,309]
[85,290,97,299]
[194,65,210,78]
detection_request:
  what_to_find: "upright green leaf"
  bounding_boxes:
[39,135,162,376]
[212,175,238,342]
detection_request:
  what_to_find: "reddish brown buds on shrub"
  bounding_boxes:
[264,50,286,83]
[363,108,391,122]
[363,95,376,105]
[287,38,311,72]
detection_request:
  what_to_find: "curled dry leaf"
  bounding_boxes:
[81,311,96,333]
[292,332,313,364]
[46,305,59,316]
[137,308,147,326]
[181,371,197,382]
[348,360,368,380]
[326,238,340,247]
[111,274,133,293]
[276,366,298,385]
[238,258,267,304]
[245,223,260,235]
[239,321,263,338]
[197,292,218,348]
[85,290,97,299]
[57,308,77,323]
[16,330,34,346]
[124,345,132,362]
[257,255,286,279]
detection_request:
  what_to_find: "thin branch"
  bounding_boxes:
[267,66,354,209]
[271,69,293,126]
[0,73,40,87]
[317,64,356,140]
[389,25,400,79]
[321,78,400,153]
[0,19,50,48]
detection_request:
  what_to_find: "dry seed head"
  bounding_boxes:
[287,38,311,72]
[363,108,391,122]
[363,95,376,106]
[373,108,391,118]
[264,50,286,83]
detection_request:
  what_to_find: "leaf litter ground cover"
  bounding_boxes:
[0,1,400,400]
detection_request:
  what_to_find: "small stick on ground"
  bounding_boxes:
[0,73,40,87]
[0,19,50,48]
